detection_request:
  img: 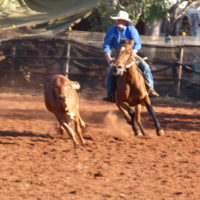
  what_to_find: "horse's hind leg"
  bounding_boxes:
[144,101,164,136]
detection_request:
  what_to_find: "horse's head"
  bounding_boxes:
[113,39,135,75]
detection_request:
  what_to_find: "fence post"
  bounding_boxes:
[65,42,71,77]
[176,46,184,96]
[10,42,16,86]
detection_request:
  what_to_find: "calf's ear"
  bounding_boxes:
[45,83,54,88]
[69,81,80,90]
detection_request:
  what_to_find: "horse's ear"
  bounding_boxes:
[128,40,134,47]
[120,38,127,45]
[125,40,134,52]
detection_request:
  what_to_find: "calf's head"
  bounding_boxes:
[51,78,80,113]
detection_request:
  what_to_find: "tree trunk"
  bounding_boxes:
[149,20,162,36]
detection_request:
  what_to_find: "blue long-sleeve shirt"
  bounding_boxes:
[103,25,141,54]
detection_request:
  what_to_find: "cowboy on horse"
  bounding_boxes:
[112,38,164,136]
[103,10,159,102]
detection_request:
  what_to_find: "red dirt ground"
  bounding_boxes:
[0,89,200,200]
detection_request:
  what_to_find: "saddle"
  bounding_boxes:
[134,55,158,96]
[110,64,156,100]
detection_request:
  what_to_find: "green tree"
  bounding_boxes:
[91,0,199,35]
[91,0,168,32]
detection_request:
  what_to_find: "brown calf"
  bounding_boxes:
[44,74,86,147]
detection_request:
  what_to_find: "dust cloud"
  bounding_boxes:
[103,111,132,139]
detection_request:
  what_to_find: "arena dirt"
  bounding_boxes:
[0,89,200,200]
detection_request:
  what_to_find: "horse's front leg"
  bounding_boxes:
[116,99,141,136]
[116,98,131,123]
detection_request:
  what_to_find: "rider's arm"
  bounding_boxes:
[103,27,116,54]
[103,27,115,64]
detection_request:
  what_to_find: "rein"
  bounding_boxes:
[114,50,148,76]
[117,51,136,67]
[125,60,136,69]
[114,51,137,75]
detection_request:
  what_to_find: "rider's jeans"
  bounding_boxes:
[138,61,154,88]
[105,62,154,96]
[106,66,115,97]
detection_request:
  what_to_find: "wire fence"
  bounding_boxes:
[0,30,199,100]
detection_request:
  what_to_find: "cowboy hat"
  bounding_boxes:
[110,10,132,24]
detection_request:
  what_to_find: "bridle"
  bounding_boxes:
[114,48,148,76]
[114,50,137,76]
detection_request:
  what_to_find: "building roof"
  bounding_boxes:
[0,0,98,36]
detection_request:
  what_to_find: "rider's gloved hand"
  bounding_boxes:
[105,53,114,65]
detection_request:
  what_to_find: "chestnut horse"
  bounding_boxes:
[113,39,164,136]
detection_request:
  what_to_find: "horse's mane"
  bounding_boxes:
[120,38,128,45]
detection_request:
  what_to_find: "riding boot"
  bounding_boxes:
[145,82,159,97]
[148,88,159,97]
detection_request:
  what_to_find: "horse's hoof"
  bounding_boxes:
[157,129,164,136]
[135,132,143,137]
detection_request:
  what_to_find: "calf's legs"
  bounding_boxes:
[75,118,86,145]
[62,122,80,148]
